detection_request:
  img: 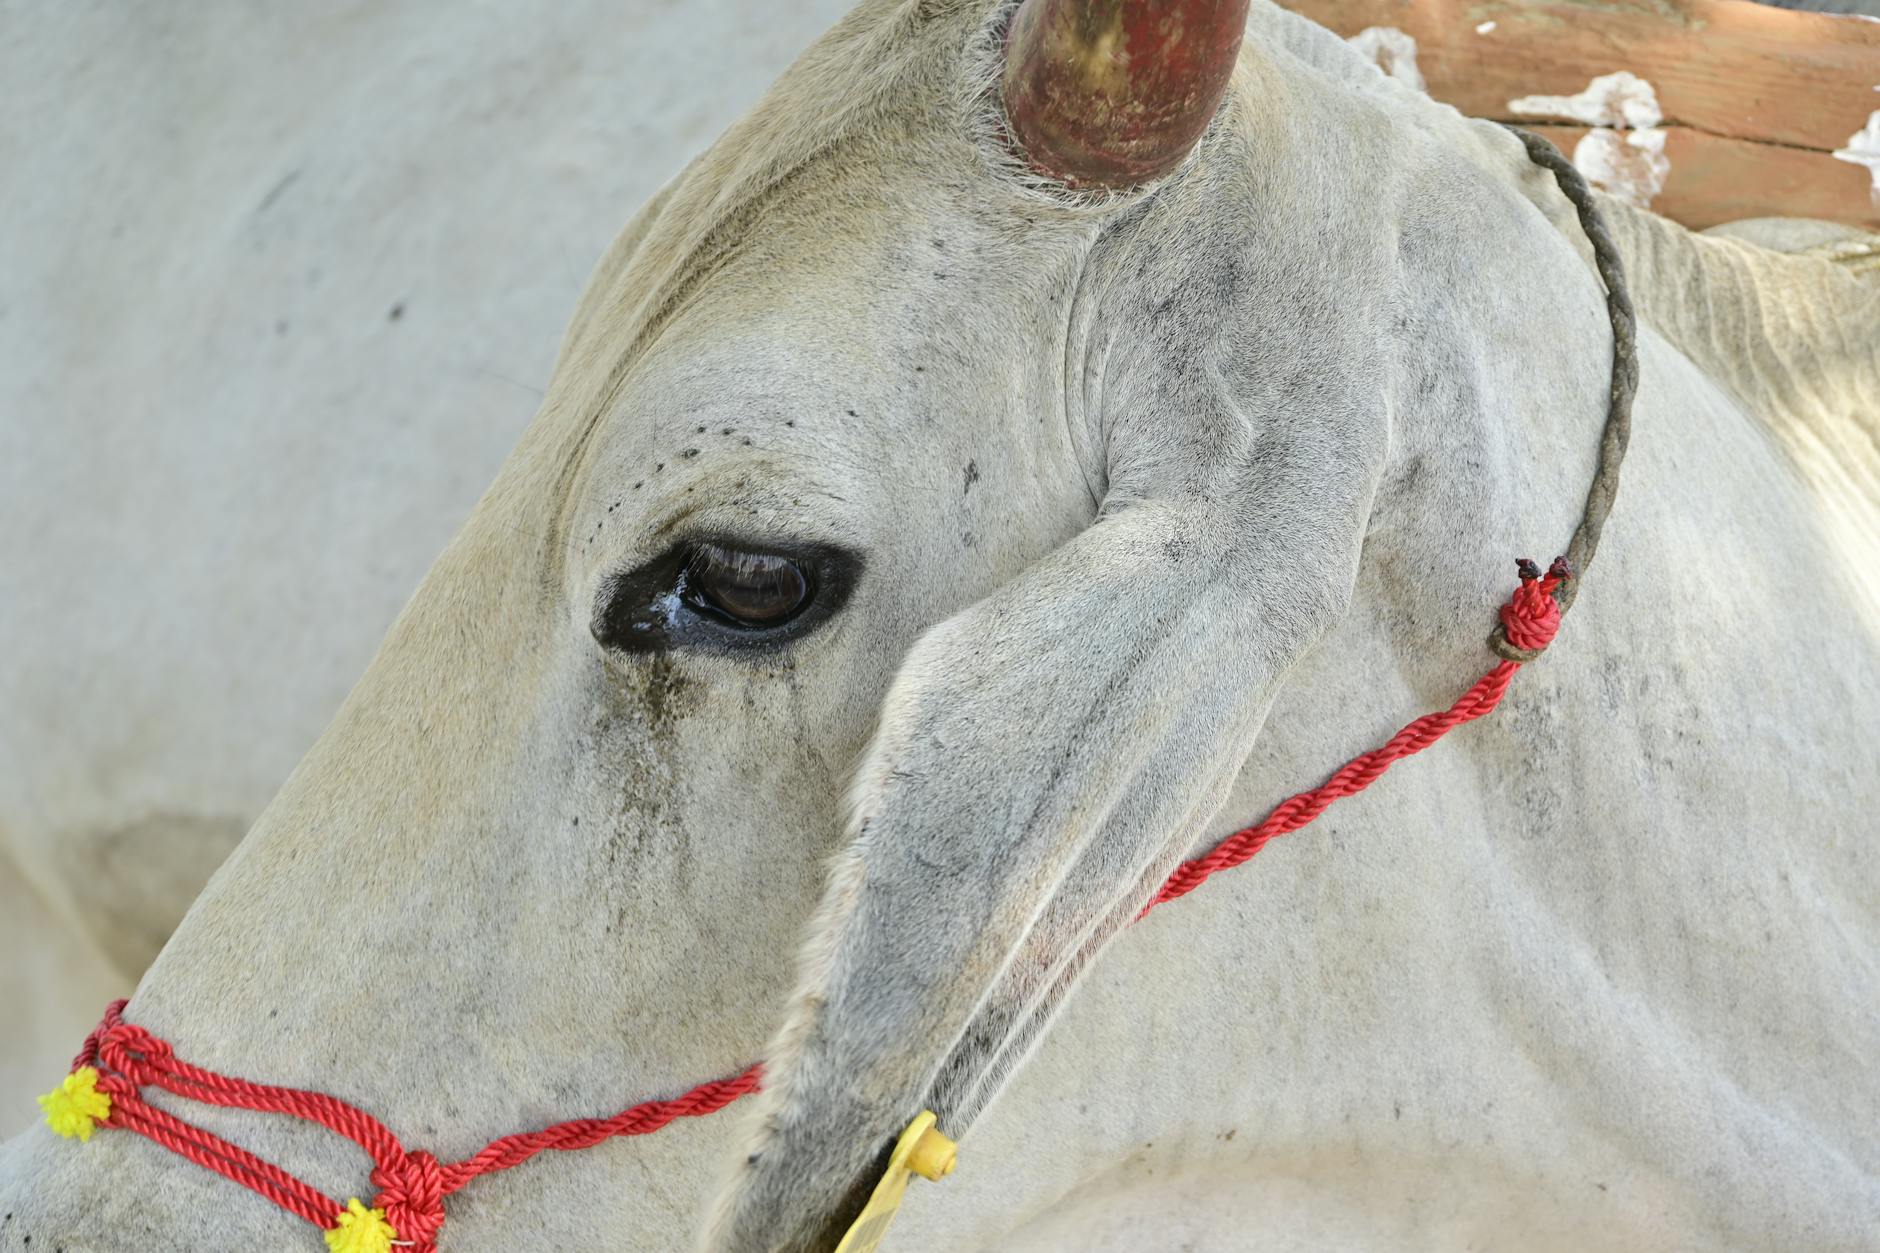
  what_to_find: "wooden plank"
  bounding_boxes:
[1526,124,1878,228]
[1289,0,1880,229]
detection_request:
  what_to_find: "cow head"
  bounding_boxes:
[2,0,1520,1248]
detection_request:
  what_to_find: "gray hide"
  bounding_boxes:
[1,2,1875,1251]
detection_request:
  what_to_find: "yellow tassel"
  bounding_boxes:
[38,1067,112,1142]
[324,1198,397,1253]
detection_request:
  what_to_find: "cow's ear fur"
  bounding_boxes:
[706,385,1388,1252]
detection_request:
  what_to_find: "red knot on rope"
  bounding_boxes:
[370,1150,446,1250]
[1493,556,1571,661]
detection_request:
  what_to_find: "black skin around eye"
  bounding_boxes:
[591,537,861,656]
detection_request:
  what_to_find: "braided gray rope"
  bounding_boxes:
[1489,128,1639,663]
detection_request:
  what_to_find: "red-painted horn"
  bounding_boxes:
[1002,0,1251,189]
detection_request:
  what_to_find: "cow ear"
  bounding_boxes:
[704,379,1388,1249]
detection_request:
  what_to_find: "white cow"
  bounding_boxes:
[4,1,1877,1250]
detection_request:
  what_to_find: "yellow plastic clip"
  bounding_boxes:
[831,1110,957,1253]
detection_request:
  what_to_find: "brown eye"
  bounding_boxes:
[680,543,811,628]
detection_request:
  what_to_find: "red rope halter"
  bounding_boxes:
[66,1003,760,1251]
[49,561,1568,1252]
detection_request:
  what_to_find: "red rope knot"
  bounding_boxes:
[97,1019,173,1086]
[372,1149,448,1251]
[1492,556,1571,662]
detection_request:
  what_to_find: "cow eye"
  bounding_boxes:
[592,536,857,656]
[679,543,811,629]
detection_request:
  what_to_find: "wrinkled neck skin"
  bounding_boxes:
[8,4,1872,1252]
